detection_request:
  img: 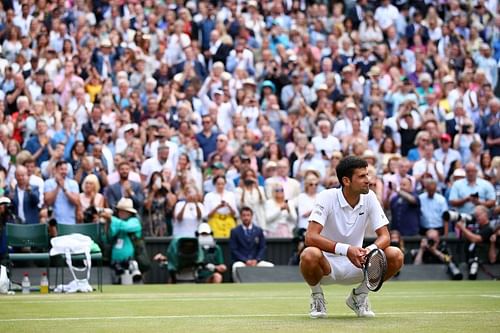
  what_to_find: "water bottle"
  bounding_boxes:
[21,273,31,294]
[40,272,49,294]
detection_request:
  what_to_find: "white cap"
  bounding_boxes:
[197,223,212,234]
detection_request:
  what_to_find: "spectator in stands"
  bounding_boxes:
[44,161,80,225]
[204,175,238,238]
[296,173,320,232]
[419,178,449,236]
[413,142,445,189]
[385,176,420,236]
[434,133,461,181]
[449,162,496,216]
[78,174,105,224]
[172,186,205,238]
[105,161,144,211]
[24,119,52,167]
[143,171,177,237]
[265,158,300,201]
[235,168,266,229]
[230,206,274,282]
[8,165,40,224]
[265,183,297,238]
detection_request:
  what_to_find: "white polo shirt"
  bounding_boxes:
[309,188,388,250]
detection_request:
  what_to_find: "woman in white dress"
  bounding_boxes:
[235,168,266,229]
[264,183,297,238]
[172,186,206,238]
[295,174,320,232]
[204,175,238,238]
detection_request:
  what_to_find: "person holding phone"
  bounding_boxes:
[204,175,238,238]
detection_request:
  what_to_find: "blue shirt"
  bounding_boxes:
[419,192,448,229]
[195,131,219,162]
[44,178,80,224]
[25,136,50,167]
[448,178,496,215]
[390,193,421,236]
[51,130,84,161]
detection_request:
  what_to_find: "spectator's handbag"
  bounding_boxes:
[129,233,151,273]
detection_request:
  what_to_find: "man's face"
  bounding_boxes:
[119,164,130,180]
[474,207,489,225]
[241,210,253,226]
[465,164,477,183]
[345,167,369,194]
[15,168,28,187]
[158,147,169,161]
[57,163,68,179]
[25,162,35,176]
[425,181,437,196]
[37,122,48,135]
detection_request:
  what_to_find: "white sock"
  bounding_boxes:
[310,283,323,294]
[354,282,369,295]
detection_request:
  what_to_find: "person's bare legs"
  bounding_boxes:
[300,247,332,318]
[300,247,331,285]
[383,246,404,281]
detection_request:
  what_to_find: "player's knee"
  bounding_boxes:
[386,246,404,269]
[300,247,323,265]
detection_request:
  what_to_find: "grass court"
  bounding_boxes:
[0,281,499,333]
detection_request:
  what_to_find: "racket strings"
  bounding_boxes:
[366,253,384,287]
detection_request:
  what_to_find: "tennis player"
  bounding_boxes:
[300,156,404,318]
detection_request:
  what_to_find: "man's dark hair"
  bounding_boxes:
[336,156,368,187]
[55,160,67,169]
[240,206,253,215]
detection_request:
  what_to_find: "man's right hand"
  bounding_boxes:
[245,259,257,266]
[347,246,368,269]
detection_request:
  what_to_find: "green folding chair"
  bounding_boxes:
[55,223,104,292]
[6,223,51,288]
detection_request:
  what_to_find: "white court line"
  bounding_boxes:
[2,293,500,304]
[1,310,500,322]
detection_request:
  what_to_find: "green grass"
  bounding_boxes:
[1,281,499,333]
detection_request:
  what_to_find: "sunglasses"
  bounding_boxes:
[274,189,284,192]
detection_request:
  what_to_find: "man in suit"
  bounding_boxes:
[229,207,273,282]
[173,46,207,81]
[105,161,144,212]
[9,165,40,224]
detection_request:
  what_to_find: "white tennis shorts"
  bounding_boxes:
[320,252,364,285]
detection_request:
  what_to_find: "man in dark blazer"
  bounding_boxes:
[104,161,144,212]
[229,207,273,282]
[9,166,40,224]
[173,46,207,81]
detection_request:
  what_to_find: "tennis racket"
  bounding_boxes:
[363,248,387,292]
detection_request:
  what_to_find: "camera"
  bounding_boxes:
[442,211,475,224]
[470,192,479,198]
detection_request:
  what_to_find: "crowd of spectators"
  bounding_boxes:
[0,0,499,267]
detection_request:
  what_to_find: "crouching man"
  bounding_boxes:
[300,156,404,318]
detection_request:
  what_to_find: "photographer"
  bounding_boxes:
[196,223,227,284]
[455,205,496,279]
[99,198,143,284]
[413,229,463,280]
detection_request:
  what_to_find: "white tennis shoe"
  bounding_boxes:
[346,289,375,318]
[310,292,327,318]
